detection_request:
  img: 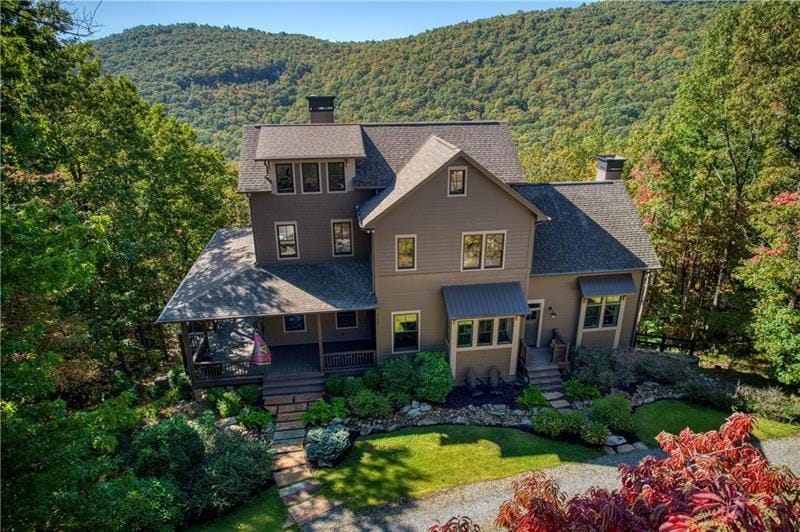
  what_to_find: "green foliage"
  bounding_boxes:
[325,374,347,396]
[680,378,735,411]
[561,410,586,436]
[216,391,242,418]
[579,419,610,446]
[167,368,194,401]
[379,355,417,395]
[531,408,566,438]
[237,408,273,431]
[414,352,454,403]
[734,385,800,424]
[348,389,392,419]
[588,395,634,433]
[343,377,366,398]
[517,385,549,409]
[385,390,412,409]
[237,384,261,406]
[362,367,383,390]
[563,379,601,401]
[129,415,205,484]
[206,387,226,407]
[85,472,183,531]
[571,348,635,389]
[302,397,349,426]
[305,422,351,466]
[630,352,690,384]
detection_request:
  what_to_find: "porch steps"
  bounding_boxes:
[263,371,325,397]
[526,365,565,394]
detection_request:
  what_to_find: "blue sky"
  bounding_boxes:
[70,1,594,41]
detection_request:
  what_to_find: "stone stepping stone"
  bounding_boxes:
[273,443,304,455]
[274,465,312,487]
[279,480,320,505]
[542,391,564,400]
[549,399,570,409]
[293,392,323,403]
[633,441,648,450]
[616,444,635,454]
[264,394,297,406]
[287,495,335,524]
[603,446,617,455]
[556,408,572,414]
[273,450,307,471]
[273,428,306,441]
[278,402,308,413]
[278,410,305,421]
[276,419,305,431]
[273,437,304,447]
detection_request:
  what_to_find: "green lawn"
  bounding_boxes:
[314,424,601,510]
[632,400,800,447]
[191,487,291,532]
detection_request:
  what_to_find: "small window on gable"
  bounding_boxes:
[448,167,466,196]
[301,162,321,193]
[275,163,294,194]
[327,161,346,192]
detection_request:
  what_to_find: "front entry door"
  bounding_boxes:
[525,302,541,347]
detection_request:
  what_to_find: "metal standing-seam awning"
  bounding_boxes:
[578,273,636,297]
[442,282,529,320]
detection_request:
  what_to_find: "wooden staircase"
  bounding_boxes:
[262,371,325,397]
[522,346,565,393]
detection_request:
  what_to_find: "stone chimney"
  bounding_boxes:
[595,154,626,181]
[307,96,335,124]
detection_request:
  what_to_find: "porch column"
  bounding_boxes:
[449,320,458,379]
[317,313,324,371]
[509,315,522,376]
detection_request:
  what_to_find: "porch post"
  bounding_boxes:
[509,315,522,376]
[317,313,324,372]
[449,320,458,379]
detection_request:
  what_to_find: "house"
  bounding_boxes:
[157,96,660,395]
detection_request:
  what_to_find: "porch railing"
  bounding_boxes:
[192,360,263,382]
[550,329,570,365]
[323,350,376,371]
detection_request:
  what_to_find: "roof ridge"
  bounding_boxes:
[246,120,506,128]
[425,134,460,151]
[514,180,619,187]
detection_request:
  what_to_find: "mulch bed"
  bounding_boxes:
[441,383,527,410]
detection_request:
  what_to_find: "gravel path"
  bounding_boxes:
[305,436,800,532]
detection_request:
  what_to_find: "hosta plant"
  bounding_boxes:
[305,421,351,467]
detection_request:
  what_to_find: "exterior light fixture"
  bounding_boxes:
[549,306,557,319]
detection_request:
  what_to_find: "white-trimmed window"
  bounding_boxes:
[477,319,494,346]
[336,311,357,329]
[396,234,416,271]
[392,311,419,353]
[301,162,321,193]
[275,222,299,259]
[454,316,515,349]
[461,230,506,270]
[448,166,467,196]
[456,320,473,348]
[331,220,353,256]
[283,314,306,332]
[497,318,513,344]
[275,163,295,194]
[327,161,346,192]
[583,296,622,330]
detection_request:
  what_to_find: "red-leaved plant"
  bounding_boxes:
[495,413,799,531]
[429,516,481,531]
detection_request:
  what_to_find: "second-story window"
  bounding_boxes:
[485,233,505,268]
[462,234,482,270]
[301,162,321,193]
[448,166,467,196]
[275,163,294,194]
[328,161,346,192]
[275,222,298,259]
[396,235,416,271]
[462,231,506,270]
[332,220,353,256]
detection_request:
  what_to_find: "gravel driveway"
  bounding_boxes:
[305,436,800,532]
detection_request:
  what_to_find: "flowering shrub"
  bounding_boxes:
[496,413,800,530]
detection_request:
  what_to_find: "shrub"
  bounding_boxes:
[216,390,242,418]
[187,431,273,518]
[735,384,800,423]
[237,384,261,405]
[589,394,633,433]
[85,472,183,530]
[129,415,204,484]
[362,367,383,390]
[110,369,134,395]
[343,377,366,397]
[305,422,351,466]
[380,355,417,394]
[563,378,601,401]
[517,385,549,409]
[414,352,454,403]
[302,397,349,426]
[580,419,610,445]
[571,347,634,389]
[561,410,586,435]
[325,374,347,396]
[531,408,566,438]
[680,377,735,411]
[238,408,273,431]
[632,352,690,384]
[386,390,412,409]
[167,368,193,401]
[205,387,226,407]
[348,389,392,418]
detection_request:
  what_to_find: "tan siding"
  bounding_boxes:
[259,311,373,347]
[453,348,513,384]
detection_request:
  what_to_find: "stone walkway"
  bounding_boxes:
[266,393,338,527]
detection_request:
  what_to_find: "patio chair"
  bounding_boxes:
[488,367,504,396]
[465,368,484,397]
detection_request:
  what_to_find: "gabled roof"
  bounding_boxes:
[238,125,271,193]
[255,124,366,160]
[157,229,377,323]
[443,282,529,320]
[356,135,546,228]
[513,181,661,276]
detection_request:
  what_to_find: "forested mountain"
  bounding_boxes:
[94,2,719,179]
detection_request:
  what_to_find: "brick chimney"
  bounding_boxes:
[307,96,335,124]
[595,154,626,181]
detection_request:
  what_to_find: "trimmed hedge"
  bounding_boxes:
[414,352,454,403]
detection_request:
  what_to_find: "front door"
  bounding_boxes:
[525,301,542,347]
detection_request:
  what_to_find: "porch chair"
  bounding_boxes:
[465,368,484,397]
[488,367,504,396]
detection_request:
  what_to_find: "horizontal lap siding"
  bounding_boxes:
[453,348,513,384]
[581,329,617,348]
[259,311,373,347]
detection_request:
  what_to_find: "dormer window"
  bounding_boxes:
[328,162,346,192]
[448,166,467,196]
[301,162,321,194]
[275,163,294,194]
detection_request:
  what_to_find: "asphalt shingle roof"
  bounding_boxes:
[157,229,377,323]
[255,124,366,160]
[238,125,271,193]
[443,282,529,320]
[514,181,661,276]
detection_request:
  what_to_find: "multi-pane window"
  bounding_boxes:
[393,312,419,352]
[332,221,353,256]
[396,235,416,270]
[456,320,473,348]
[301,162,321,193]
[583,297,602,329]
[276,222,298,259]
[283,314,305,332]
[462,234,483,270]
[327,161,346,192]
[583,296,623,329]
[336,311,357,329]
[603,296,621,327]
[477,319,494,346]
[448,167,466,196]
[484,233,504,268]
[275,163,294,193]
[462,231,506,270]
[497,318,513,344]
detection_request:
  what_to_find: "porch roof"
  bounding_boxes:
[157,229,377,323]
[442,282,529,320]
[578,273,637,297]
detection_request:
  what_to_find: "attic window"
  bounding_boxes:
[448,166,467,196]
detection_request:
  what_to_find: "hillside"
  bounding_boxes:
[94,2,719,178]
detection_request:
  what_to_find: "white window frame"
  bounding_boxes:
[331,219,354,257]
[335,311,358,330]
[453,316,515,351]
[527,299,545,348]
[447,165,468,197]
[395,234,417,272]
[274,221,299,260]
[326,160,348,194]
[460,230,507,271]
[391,310,420,354]
[273,162,296,195]
[282,314,307,333]
[300,161,322,195]
[576,295,627,349]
